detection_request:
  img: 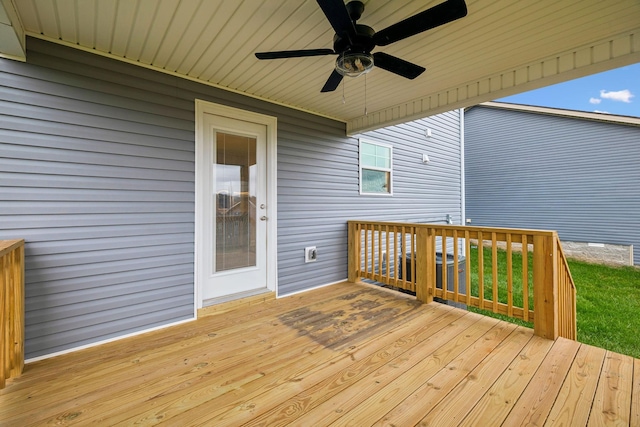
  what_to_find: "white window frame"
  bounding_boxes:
[359,138,393,196]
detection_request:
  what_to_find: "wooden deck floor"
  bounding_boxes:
[1,281,638,426]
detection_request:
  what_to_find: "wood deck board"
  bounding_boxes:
[545,344,607,426]
[588,351,634,426]
[458,334,555,426]
[0,281,638,427]
[414,326,534,427]
[368,320,518,427]
[502,337,581,426]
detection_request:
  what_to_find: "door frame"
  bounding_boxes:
[194,99,278,310]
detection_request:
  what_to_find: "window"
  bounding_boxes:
[360,139,392,195]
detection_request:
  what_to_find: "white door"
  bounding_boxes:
[199,111,268,302]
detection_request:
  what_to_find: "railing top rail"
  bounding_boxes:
[0,239,24,257]
[347,221,557,237]
[555,236,577,290]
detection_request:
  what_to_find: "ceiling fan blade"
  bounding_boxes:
[373,52,425,79]
[374,0,467,46]
[321,69,344,92]
[316,0,357,41]
[255,49,335,60]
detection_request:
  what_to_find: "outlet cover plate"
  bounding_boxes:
[305,246,317,263]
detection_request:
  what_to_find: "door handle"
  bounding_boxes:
[260,216,268,221]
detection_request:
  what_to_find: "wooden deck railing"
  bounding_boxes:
[0,239,25,390]
[347,221,577,340]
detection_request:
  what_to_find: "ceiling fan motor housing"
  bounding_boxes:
[333,24,375,55]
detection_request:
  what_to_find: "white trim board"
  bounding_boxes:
[25,317,196,363]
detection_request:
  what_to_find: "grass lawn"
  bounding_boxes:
[464,246,640,358]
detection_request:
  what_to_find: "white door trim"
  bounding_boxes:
[194,99,278,310]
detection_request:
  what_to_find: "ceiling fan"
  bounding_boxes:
[255,0,467,92]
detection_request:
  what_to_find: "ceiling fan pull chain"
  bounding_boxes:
[342,78,346,104]
[364,73,368,115]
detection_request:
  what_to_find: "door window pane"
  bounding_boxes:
[215,132,257,272]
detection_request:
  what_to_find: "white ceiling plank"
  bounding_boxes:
[214,0,305,87]
[198,1,278,83]
[182,1,243,78]
[54,0,78,44]
[163,1,219,72]
[149,0,203,69]
[75,0,96,47]
[123,0,158,61]
[94,0,117,52]
[33,0,59,39]
[137,0,181,65]
[171,2,225,75]
[110,0,139,57]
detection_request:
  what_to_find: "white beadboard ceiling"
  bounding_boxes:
[4,0,640,134]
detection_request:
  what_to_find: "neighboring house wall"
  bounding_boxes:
[0,38,463,359]
[465,104,640,266]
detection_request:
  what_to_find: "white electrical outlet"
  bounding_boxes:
[305,246,317,263]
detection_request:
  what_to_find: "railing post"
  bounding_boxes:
[416,226,435,304]
[347,222,360,283]
[0,240,25,390]
[13,244,25,377]
[533,234,558,340]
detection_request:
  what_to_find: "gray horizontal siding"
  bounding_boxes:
[0,38,198,358]
[277,110,463,294]
[465,106,640,265]
[1,37,463,358]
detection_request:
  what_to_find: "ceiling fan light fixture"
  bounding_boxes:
[335,52,374,77]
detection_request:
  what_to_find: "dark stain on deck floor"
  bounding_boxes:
[279,287,422,350]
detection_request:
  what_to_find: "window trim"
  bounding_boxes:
[359,138,393,196]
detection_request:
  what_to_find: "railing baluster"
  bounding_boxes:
[376,224,382,282]
[441,228,447,300]
[478,231,484,309]
[465,230,471,306]
[364,223,370,279]
[385,225,390,283]
[506,233,513,318]
[522,234,529,322]
[392,227,399,287]
[410,227,416,291]
[492,232,498,313]
[453,230,459,305]
[400,226,404,288]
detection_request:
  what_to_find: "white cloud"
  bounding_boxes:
[589,97,601,104]
[599,89,634,103]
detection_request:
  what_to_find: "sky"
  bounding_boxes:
[497,62,640,118]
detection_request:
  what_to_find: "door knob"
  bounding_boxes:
[260,204,266,209]
[260,216,268,221]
